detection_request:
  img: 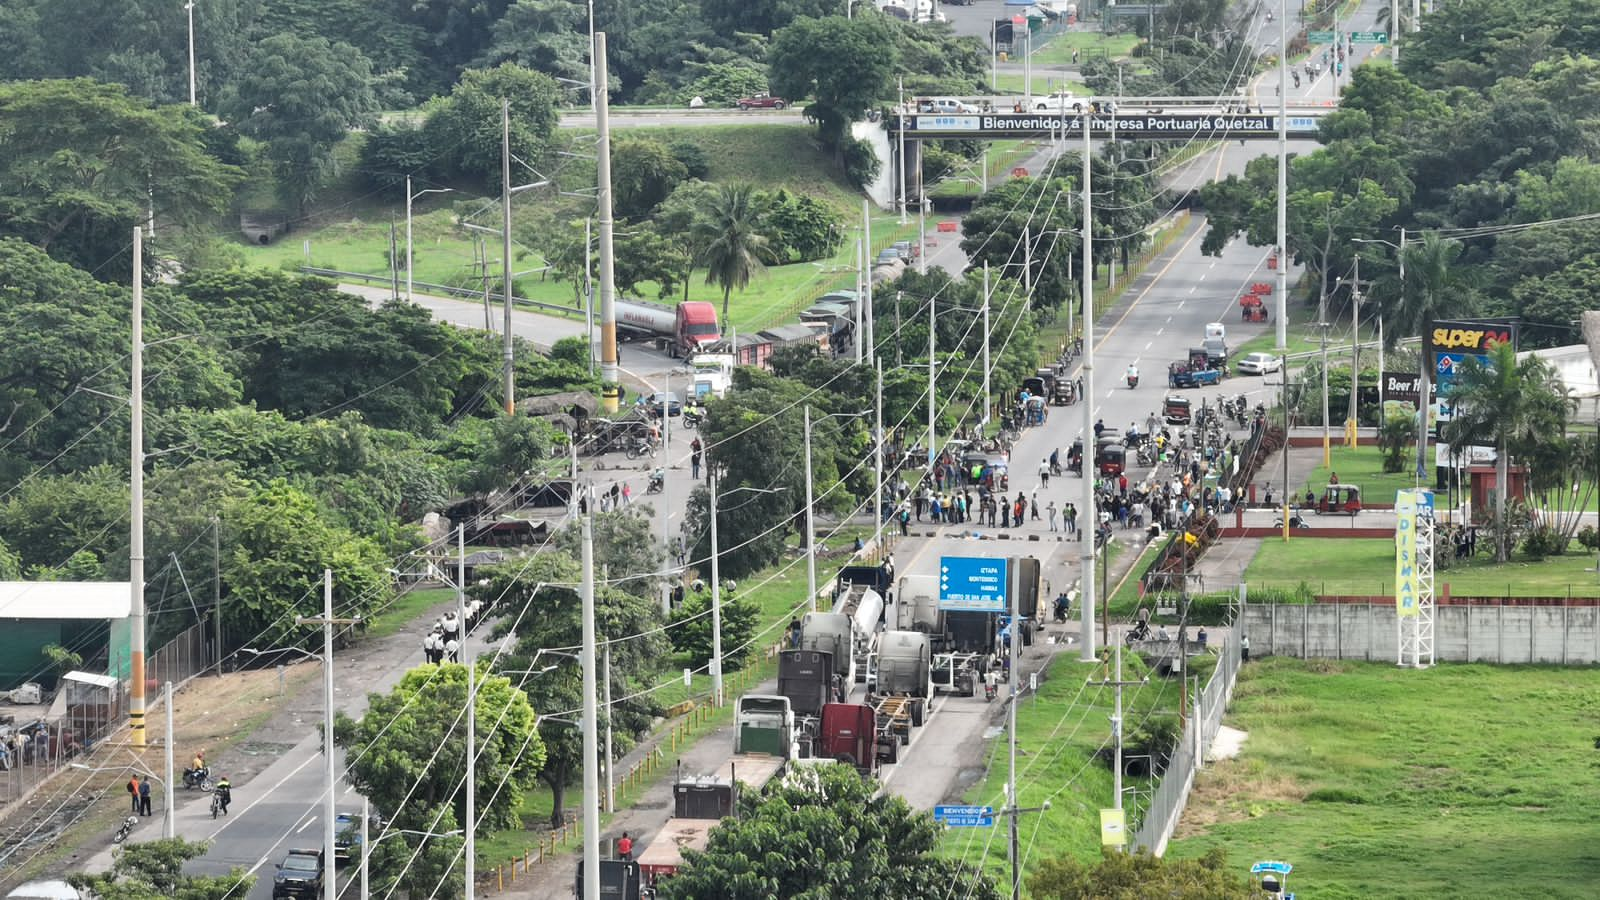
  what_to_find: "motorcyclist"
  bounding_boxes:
[1125,364,1139,387]
[648,467,664,493]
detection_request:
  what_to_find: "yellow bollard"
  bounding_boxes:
[497,866,503,891]
[508,858,516,884]
[525,850,531,869]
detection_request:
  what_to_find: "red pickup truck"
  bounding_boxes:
[735,93,788,110]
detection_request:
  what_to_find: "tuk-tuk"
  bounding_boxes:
[1317,484,1362,515]
[1097,443,1127,476]
[1023,395,1048,426]
[1034,368,1058,393]
[1067,439,1083,474]
[1053,379,1075,406]
[1020,376,1048,399]
[1188,347,1210,369]
[1163,396,1192,425]
[964,451,1009,491]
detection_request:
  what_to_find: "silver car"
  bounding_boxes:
[1235,352,1282,375]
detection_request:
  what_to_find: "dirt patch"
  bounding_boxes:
[1173,759,1307,838]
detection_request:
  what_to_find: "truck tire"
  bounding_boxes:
[911,699,925,727]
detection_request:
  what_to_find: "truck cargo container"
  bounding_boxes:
[614,298,720,358]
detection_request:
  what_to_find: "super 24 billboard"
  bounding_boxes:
[1428,319,1517,422]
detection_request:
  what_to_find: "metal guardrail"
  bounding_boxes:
[304,267,583,319]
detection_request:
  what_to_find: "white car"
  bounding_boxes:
[1235,352,1282,375]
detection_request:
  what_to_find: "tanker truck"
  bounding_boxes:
[868,630,933,745]
[614,298,721,358]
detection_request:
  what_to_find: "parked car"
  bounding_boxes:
[917,97,979,115]
[735,93,787,110]
[273,848,325,899]
[642,391,684,417]
[1236,352,1282,375]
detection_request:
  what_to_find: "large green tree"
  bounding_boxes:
[612,137,690,219]
[426,63,560,190]
[660,765,1000,899]
[70,837,254,899]
[336,663,544,832]
[1443,342,1573,562]
[769,14,897,153]
[219,33,377,213]
[0,80,240,272]
[476,549,667,826]
[694,183,776,323]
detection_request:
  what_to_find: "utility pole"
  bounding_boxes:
[927,294,936,474]
[982,263,992,425]
[1094,643,1146,845]
[708,474,726,707]
[579,518,600,900]
[1079,108,1097,663]
[862,200,875,362]
[297,570,360,900]
[898,77,908,226]
[603,643,615,813]
[1275,0,1289,350]
[457,526,475,899]
[405,176,414,303]
[1391,0,1401,64]
[1348,256,1362,447]
[1023,225,1032,296]
[658,374,670,616]
[212,517,221,675]
[130,225,147,748]
[1006,563,1022,899]
[854,239,866,364]
[360,797,370,900]
[501,98,516,414]
[1319,321,1331,468]
[163,681,174,838]
[1281,354,1292,541]
[596,32,621,413]
[917,189,927,276]
[874,359,885,556]
[185,1,197,107]
[803,407,818,611]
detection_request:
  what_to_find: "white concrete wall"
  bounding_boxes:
[1242,603,1600,665]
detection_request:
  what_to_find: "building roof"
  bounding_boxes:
[0,582,133,620]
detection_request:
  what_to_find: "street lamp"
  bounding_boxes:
[185,2,197,107]
[406,177,455,303]
[1353,231,1421,480]
[803,407,873,611]
[73,760,172,839]
[707,476,781,706]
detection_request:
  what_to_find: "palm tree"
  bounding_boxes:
[1443,343,1571,562]
[1374,2,1415,35]
[693,183,775,324]
[1390,232,1466,479]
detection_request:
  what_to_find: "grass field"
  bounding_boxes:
[941,649,1191,884]
[1169,659,1600,899]
[1245,537,1600,598]
[991,73,1093,96]
[1299,444,1428,500]
[1030,32,1143,67]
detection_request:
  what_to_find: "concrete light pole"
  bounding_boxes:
[596,32,621,413]
[185,2,197,107]
[297,570,358,900]
[406,177,453,303]
[1078,107,1097,663]
[1275,0,1290,350]
[130,226,148,748]
[580,517,600,900]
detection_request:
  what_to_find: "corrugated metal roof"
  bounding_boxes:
[0,582,133,620]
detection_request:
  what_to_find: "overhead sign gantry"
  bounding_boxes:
[889,109,1327,141]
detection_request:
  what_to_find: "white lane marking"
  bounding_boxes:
[1156,328,1164,335]
[1144,341,1153,350]
[297,817,316,834]
[1177,301,1185,310]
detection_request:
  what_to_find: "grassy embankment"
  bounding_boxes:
[1169,659,1600,899]
[235,125,924,336]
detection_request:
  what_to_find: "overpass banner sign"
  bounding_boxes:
[894,112,1323,141]
[939,556,1009,612]
[1350,31,1388,42]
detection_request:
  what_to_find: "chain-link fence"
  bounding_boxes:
[1133,622,1241,854]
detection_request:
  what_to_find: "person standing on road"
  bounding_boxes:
[690,438,703,479]
[618,832,633,860]
[138,775,152,816]
[128,775,141,812]
[1047,501,1058,532]
[1065,503,1078,536]
[1038,458,1050,488]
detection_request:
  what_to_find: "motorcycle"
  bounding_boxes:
[1126,373,1139,389]
[183,766,214,792]
[646,468,665,494]
[112,815,137,844]
[1124,620,1151,646]
[624,435,658,460]
[1052,595,1070,624]
[983,680,997,703]
[682,407,705,430]
[1274,510,1310,529]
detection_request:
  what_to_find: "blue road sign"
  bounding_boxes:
[938,557,1009,611]
[935,805,996,827]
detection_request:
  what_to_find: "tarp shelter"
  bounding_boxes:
[0,582,131,690]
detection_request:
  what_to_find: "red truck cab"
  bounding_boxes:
[676,301,721,357]
[819,703,877,774]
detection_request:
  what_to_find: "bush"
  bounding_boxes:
[357,122,438,199]
[841,135,881,189]
[1520,525,1570,559]
[681,61,769,107]
[669,141,711,180]
[1305,786,1369,804]
[1579,525,1600,553]
[1379,415,1415,473]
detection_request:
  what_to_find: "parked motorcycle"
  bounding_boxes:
[112,815,137,844]
[183,766,214,792]
[624,435,658,460]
